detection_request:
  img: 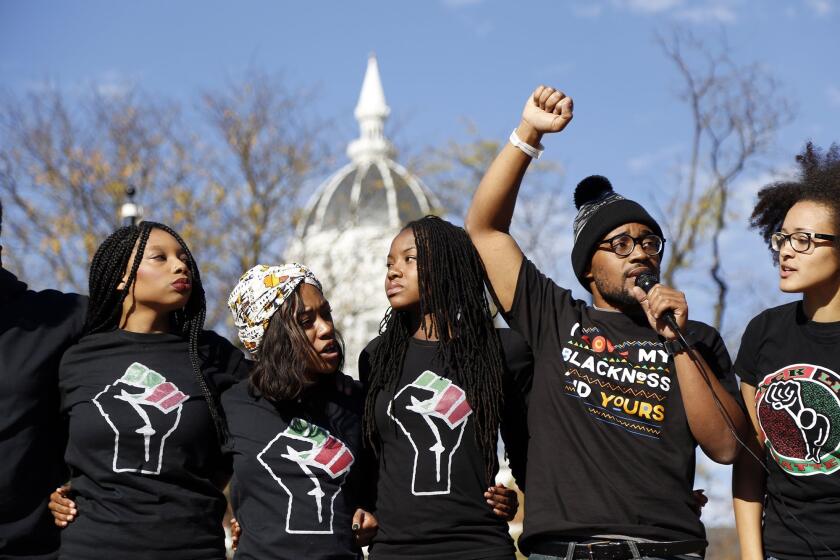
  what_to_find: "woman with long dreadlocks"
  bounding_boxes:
[360,215,531,560]
[732,143,840,560]
[53,222,248,559]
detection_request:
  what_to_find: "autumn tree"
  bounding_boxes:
[0,73,333,332]
[198,71,335,326]
[0,86,198,290]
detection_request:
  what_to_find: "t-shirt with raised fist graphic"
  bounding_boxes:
[222,374,371,560]
[58,329,248,559]
[0,269,86,560]
[507,259,736,554]
[359,329,531,560]
[735,302,840,559]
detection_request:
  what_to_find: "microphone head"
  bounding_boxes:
[634,272,660,293]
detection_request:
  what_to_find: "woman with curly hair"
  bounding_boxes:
[733,142,840,560]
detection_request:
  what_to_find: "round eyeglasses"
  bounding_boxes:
[599,234,665,257]
[770,231,837,254]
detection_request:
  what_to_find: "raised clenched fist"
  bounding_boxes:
[522,85,574,134]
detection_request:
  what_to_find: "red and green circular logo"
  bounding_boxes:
[755,364,840,476]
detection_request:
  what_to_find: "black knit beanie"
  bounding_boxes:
[571,175,663,291]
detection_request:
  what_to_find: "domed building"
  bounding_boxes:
[286,55,439,376]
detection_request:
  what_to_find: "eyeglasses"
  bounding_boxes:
[598,233,665,257]
[770,231,837,254]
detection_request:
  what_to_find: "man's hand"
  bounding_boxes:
[692,488,709,516]
[351,508,378,547]
[48,485,76,527]
[521,85,574,135]
[230,517,241,551]
[484,483,519,521]
[631,282,688,340]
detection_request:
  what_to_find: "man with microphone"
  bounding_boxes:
[465,86,748,559]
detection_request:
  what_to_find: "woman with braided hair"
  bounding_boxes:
[732,143,840,560]
[360,215,531,560]
[52,222,248,559]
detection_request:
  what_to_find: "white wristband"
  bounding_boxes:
[509,129,544,159]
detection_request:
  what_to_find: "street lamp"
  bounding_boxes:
[120,186,142,226]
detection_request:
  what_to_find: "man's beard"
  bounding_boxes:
[594,274,641,310]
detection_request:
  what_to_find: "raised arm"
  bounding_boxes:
[465,86,573,311]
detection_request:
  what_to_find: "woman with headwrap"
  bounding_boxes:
[222,263,377,559]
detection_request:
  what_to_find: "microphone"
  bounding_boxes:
[634,272,682,335]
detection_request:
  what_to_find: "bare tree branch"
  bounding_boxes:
[656,26,794,330]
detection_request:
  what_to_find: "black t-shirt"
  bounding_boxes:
[734,302,840,559]
[223,374,372,560]
[359,329,532,560]
[497,329,532,490]
[0,269,86,560]
[57,329,247,560]
[507,259,737,553]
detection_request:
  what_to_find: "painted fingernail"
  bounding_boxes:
[352,523,360,531]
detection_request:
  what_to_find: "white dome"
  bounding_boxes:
[298,158,436,236]
[287,55,440,376]
[297,55,437,238]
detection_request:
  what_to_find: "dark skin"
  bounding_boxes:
[465,85,748,464]
[48,485,74,526]
[385,228,431,340]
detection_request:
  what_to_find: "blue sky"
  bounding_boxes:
[3,0,838,526]
[3,0,837,169]
[4,0,837,336]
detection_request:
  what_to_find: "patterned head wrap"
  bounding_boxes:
[228,263,322,353]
